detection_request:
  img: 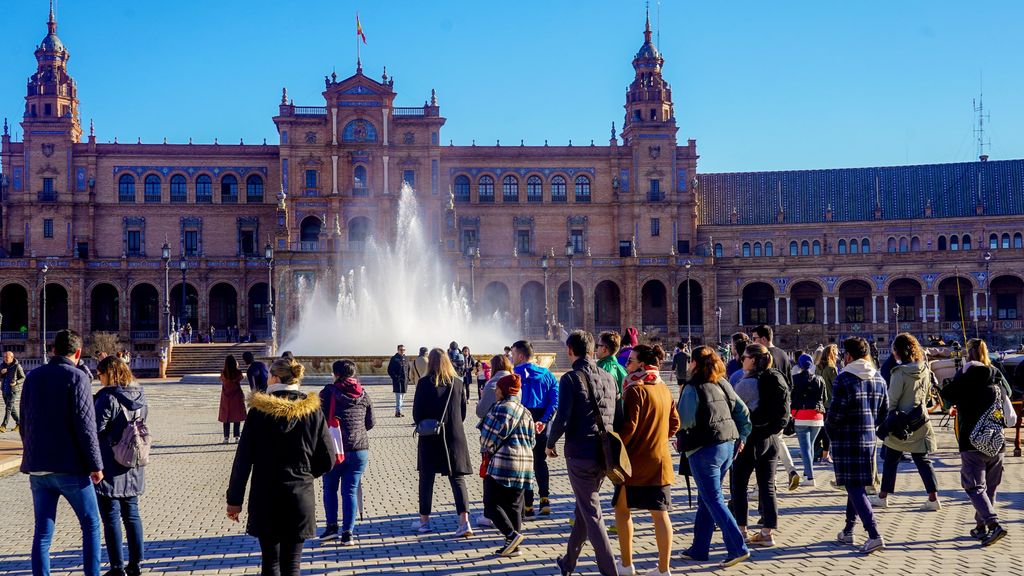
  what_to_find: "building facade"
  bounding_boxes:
[2,10,1023,357]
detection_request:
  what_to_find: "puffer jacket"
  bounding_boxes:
[790,370,827,425]
[320,381,375,453]
[94,385,148,498]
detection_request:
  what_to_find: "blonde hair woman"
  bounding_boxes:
[411,348,473,536]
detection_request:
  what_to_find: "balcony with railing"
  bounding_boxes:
[393,106,441,118]
[37,190,58,202]
[352,186,370,197]
[294,106,327,116]
[129,330,159,340]
[0,331,27,341]
[298,241,320,252]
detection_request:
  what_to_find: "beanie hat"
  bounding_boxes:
[797,353,813,370]
[497,373,522,397]
[626,327,639,347]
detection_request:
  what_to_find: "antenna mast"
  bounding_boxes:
[973,76,991,161]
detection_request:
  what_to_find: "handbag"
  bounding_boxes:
[328,394,345,466]
[970,386,1007,457]
[578,370,632,485]
[415,381,454,436]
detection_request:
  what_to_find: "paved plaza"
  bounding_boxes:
[0,380,1021,575]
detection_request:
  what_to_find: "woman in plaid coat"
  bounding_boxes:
[825,337,889,554]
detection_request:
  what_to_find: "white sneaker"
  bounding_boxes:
[474,513,494,527]
[616,561,637,576]
[919,499,941,511]
[837,530,855,545]
[868,495,889,508]
[411,520,431,533]
[644,568,671,576]
[454,521,474,537]
[805,477,816,487]
[862,536,885,554]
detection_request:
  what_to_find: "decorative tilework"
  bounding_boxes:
[678,168,687,191]
[872,274,888,290]
[449,167,596,178]
[619,168,630,193]
[76,167,87,191]
[338,100,382,107]
[972,271,988,286]
[922,273,938,290]
[821,275,839,292]
[12,167,22,191]
[773,277,790,291]
[113,166,268,177]
[342,120,378,142]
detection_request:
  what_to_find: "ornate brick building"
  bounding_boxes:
[2,10,1023,357]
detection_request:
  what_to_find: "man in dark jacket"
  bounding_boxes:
[242,351,269,393]
[388,344,408,417]
[546,330,617,576]
[0,350,26,432]
[21,329,104,576]
[752,325,791,385]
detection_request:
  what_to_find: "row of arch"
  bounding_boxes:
[117,173,265,204]
[453,174,591,203]
[731,239,873,258]
[0,281,272,337]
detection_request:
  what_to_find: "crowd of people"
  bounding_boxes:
[11,322,1020,576]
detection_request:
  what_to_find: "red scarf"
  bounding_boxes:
[625,366,662,388]
[334,377,363,398]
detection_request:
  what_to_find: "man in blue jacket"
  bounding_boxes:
[20,329,104,576]
[511,340,558,516]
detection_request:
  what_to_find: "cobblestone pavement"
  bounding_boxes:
[0,381,1021,575]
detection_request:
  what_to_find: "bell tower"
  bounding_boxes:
[620,11,676,145]
[23,1,81,142]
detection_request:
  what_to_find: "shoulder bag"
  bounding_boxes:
[970,380,1007,457]
[415,382,454,437]
[578,370,632,485]
[327,393,346,466]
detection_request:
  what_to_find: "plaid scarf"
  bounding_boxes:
[625,366,662,388]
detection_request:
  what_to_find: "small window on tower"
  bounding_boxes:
[44,103,52,117]
[43,218,54,238]
[650,109,656,120]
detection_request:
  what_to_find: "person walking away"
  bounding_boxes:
[460,346,477,400]
[318,360,375,545]
[671,342,690,385]
[814,344,839,463]
[0,350,26,432]
[614,344,680,576]
[219,355,246,443]
[728,343,789,548]
[873,333,940,511]
[546,331,619,576]
[827,337,888,554]
[791,353,827,486]
[20,329,104,576]
[226,357,334,576]
[479,374,536,557]
[617,327,639,367]
[388,345,409,417]
[412,348,474,536]
[94,356,148,576]
[511,340,559,517]
[596,332,628,401]
[677,345,751,568]
[243,351,269,394]
[447,341,466,378]
[751,325,800,489]
[409,347,429,389]
[940,338,1011,546]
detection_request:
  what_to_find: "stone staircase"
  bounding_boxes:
[167,343,269,378]
[530,340,569,372]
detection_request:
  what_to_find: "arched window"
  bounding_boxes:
[800,241,810,255]
[348,217,371,250]
[950,235,959,251]
[838,239,847,254]
[789,241,798,256]
[196,175,212,203]
[753,242,762,257]
[1015,233,1023,249]
[765,241,773,256]
[118,174,135,202]
[1002,233,1011,249]
[861,239,870,253]
[962,234,972,250]
[742,243,751,257]
[453,174,470,202]
[898,237,908,252]
[478,175,495,202]
[221,174,238,203]
[911,236,921,251]
[170,175,187,203]
[574,175,591,203]
[887,237,897,253]
[143,174,161,203]
[246,175,264,203]
[850,238,860,254]
[551,176,567,202]
[502,175,519,203]
[714,243,723,258]
[341,119,377,143]
[526,176,542,202]
[812,240,821,255]
[938,235,947,251]
[990,233,999,249]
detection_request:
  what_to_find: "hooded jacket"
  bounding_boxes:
[320,381,375,453]
[825,358,888,486]
[94,385,148,498]
[226,388,334,539]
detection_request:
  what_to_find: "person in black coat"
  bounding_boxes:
[94,356,148,576]
[388,345,408,417]
[412,348,473,537]
[226,357,334,576]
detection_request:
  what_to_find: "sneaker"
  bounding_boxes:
[556,555,571,576]
[524,506,535,518]
[395,411,401,417]
[861,536,885,554]
[981,525,1007,547]
[102,569,126,576]
[644,568,671,576]
[411,520,431,533]
[0,426,6,433]
[124,565,140,576]
[747,531,776,547]
[494,546,522,557]
[339,531,355,546]
[474,513,494,528]
[919,499,941,511]
[718,552,750,568]
[970,524,988,540]
[836,530,856,545]
[454,521,474,538]
[822,454,833,464]
[11,425,17,432]
[616,561,637,576]
[868,495,889,509]
[498,531,525,556]
[319,524,339,541]
[788,471,800,491]
[222,437,230,444]
[233,436,241,443]
[539,497,552,515]
[678,548,708,562]
[805,477,816,487]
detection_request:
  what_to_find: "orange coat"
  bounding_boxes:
[620,377,680,487]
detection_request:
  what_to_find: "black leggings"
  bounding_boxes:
[223,422,240,438]
[418,473,470,516]
[258,537,304,576]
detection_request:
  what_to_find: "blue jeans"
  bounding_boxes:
[687,442,749,560]
[30,473,102,576]
[395,394,405,414]
[323,450,369,533]
[97,495,144,571]
[794,425,822,480]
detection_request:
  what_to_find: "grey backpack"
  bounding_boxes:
[112,405,151,468]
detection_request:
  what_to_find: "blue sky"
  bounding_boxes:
[2,0,1021,172]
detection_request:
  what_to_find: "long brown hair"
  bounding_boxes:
[690,345,725,383]
[222,354,243,381]
[816,344,838,372]
[427,347,457,387]
[490,354,512,374]
[891,333,924,363]
[966,338,990,365]
[97,356,134,387]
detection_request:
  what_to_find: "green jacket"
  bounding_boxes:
[597,355,627,398]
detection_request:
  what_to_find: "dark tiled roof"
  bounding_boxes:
[697,159,1024,225]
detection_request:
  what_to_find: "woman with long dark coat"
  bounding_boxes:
[219,355,247,443]
[412,348,473,537]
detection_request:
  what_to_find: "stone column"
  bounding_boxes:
[883,294,889,324]
[331,155,338,194]
[382,156,390,195]
[823,295,829,325]
[933,293,940,325]
[382,108,389,146]
[972,292,979,321]
[331,108,338,145]
[738,297,743,326]
[833,296,840,325]
[774,297,780,326]
[871,295,877,324]
[786,296,792,325]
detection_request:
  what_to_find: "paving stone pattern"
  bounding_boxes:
[0,382,1021,575]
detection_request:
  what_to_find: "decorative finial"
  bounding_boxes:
[334,214,341,236]
[611,121,616,140]
[137,137,142,144]
[163,137,167,144]
[331,69,337,82]
[240,138,244,145]
[214,137,218,144]
[3,118,8,136]
[89,119,94,137]
[382,66,388,83]
[430,88,437,106]
[281,87,288,105]
[512,246,518,258]
[356,56,362,74]
[188,137,192,144]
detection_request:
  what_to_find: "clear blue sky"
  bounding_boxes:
[2,0,1021,173]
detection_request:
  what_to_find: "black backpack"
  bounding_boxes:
[755,368,791,437]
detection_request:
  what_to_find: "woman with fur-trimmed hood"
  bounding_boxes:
[226,357,334,576]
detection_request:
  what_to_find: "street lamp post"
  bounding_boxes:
[465,245,479,307]
[541,253,550,339]
[715,305,722,347]
[40,264,49,357]
[265,242,277,355]
[684,259,693,348]
[983,251,992,343]
[178,256,187,338]
[565,241,575,332]
[891,303,900,342]
[161,242,171,341]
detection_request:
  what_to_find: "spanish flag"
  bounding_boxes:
[356,13,367,44]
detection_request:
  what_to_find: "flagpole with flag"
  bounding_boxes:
[356,13,367,71]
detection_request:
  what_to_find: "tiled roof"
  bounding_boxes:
[697,159,1024,225]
